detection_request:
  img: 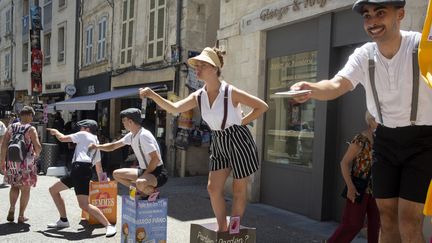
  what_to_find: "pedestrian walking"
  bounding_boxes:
[0,106,42,223]
[328,111,380,243]
[139,46,268,232]
[291,1,431,242]
[46,119,116,237]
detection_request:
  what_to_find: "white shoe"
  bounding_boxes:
[106,225,116,237]
[47,219,70,228]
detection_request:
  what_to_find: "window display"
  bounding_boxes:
[265,51,317,168]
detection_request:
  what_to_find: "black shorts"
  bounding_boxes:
[372,125,432,203]
[60,162,93,196]
[137,165,168,188]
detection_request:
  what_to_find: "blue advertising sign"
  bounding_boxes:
[121,196,168,243]
[30,6,42,30]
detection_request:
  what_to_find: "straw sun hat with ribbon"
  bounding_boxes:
[188,47,223,69]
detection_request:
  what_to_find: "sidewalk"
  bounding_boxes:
[0,174,367,243]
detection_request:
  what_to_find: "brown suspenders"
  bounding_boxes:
[198,84,229,130]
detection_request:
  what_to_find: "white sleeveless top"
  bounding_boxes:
[198,81,242,130]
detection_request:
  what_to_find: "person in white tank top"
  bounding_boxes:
[139,47,268,232]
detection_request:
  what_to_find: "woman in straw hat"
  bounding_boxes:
[140,47,268,231]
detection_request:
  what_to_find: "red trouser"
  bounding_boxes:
[328,193,380,243]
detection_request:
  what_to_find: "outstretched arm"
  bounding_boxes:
[291,76,354,103]
[89,140,125,152]
[47,128,73,143]
[140,87,198,114]
[232,87,268,126]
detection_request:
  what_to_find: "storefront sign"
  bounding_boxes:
[238,0,351,35]
[260,0,327,21]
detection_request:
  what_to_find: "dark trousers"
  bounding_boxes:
[328,193,380,243]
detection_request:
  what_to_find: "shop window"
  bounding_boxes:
[97,17,107,61]
[23,0,29,16]
[4,53,11,80]
[5,9,12,36]
[120,0,134,65]
[264,51,317,168]
[147,0,166,62]
[58,24,65,62]
[85,25,93,65]
[58,0,66,10]
[43,0,52,31]
[22,42,29,71]
[44,32,51,64]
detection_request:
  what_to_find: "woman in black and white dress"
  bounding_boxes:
[140,47,268,231]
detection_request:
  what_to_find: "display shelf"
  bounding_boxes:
[267,129,314,138]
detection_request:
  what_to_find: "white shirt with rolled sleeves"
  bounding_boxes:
[119,128,163,170]
[69,131,101,164]
[336,30,432,128]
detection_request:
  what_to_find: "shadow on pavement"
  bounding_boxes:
[36,220,105,241]
[0,222,30,235]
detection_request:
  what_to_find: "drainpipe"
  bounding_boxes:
[10,0,15,92]
[174,0,182,95]
[74,1,81,94]
[172,0,183,176]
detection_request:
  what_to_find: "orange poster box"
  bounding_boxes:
[82,180,118,225]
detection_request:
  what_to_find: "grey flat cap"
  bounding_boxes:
[353,0,405,14]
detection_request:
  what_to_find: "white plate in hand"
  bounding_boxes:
[274,90,312,97]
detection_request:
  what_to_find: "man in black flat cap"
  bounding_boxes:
[89,108,168,197]
[291,0,431,242]
[46,119,116,237]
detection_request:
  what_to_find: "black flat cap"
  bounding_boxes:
[76,119,98,134]
[353,0,405,14]
[120,108,142,125]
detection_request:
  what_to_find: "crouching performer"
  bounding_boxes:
[89,108,168,196]
[47,119,116,237]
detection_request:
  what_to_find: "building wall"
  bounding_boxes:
[0,0,14,91]
[41,0,77,94]
[13,0,76,95]
[79,0,113,78]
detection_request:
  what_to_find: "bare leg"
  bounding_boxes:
[398,198,425,243]
[77,195,110,227]
[112,168,138,188]
[376,198,401,243]
[231,177,248,218]
[48,181,70,218]
[18,186,31,219]
[7,186,19,221]
[207,168,230,232]
[136,174,157,195]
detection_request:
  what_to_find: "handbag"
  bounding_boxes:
[341,173,371,203]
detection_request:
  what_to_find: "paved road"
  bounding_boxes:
[0,174,369,243]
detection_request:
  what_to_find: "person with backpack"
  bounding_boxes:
[0,106,41,223]
[89,108,168,197]
[46,119,116,238]
[291,1,431,242]
[139,47,268,232]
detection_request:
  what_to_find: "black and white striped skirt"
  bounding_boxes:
[209,125,260,179]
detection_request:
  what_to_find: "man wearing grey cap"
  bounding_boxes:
[46,119,116,237]
[291,0,430,242]
[89,108,168,197]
